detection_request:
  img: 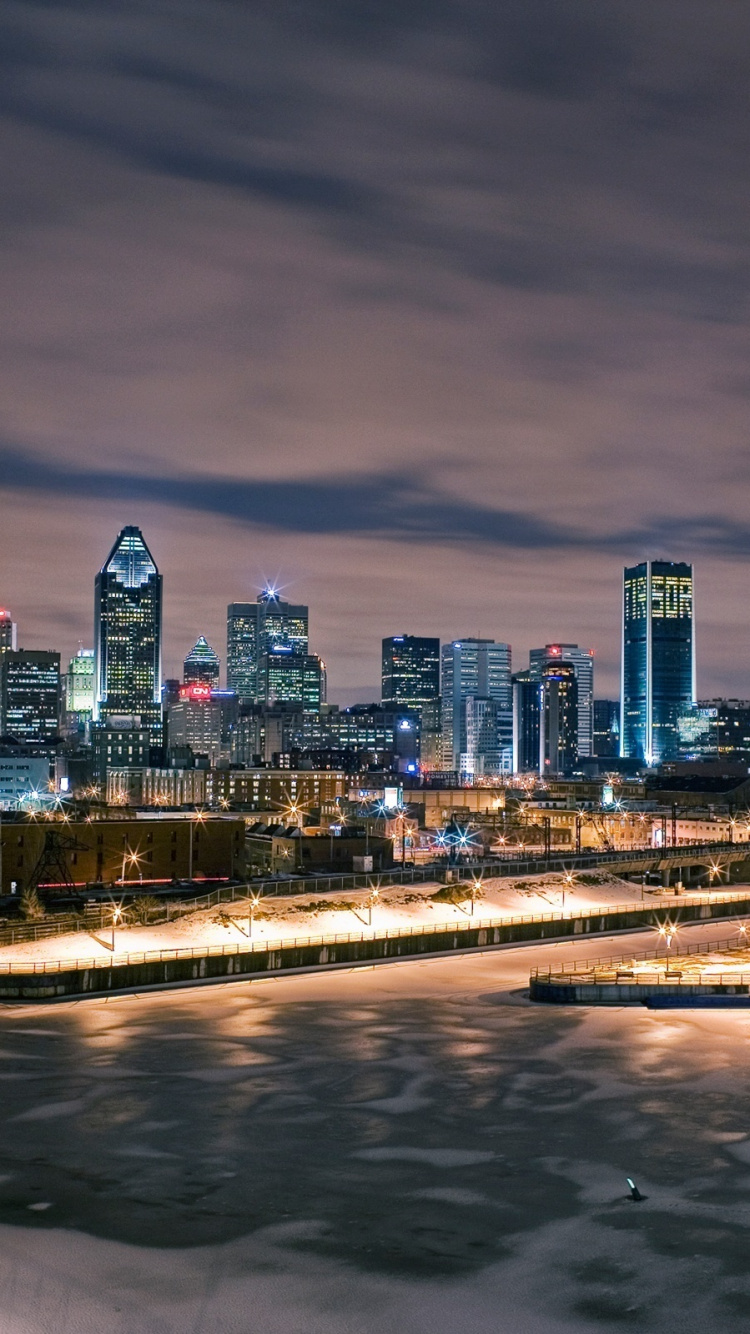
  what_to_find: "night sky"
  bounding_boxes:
[1,1,748,700]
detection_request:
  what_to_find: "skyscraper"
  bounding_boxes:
[0,650,60,741]
[382,635,441,771]
[539,660,578,775]
[93,526,163,736]
[621,560,695,765]
[64,647,95,735]
[441,639,512,774]
[529,644,594,758]
[0,609,17,655]
[183,636,221,686]
[227,590,308,703]
[381,636,440,707]
[512,669,540,773]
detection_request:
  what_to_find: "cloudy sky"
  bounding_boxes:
[0,0,748,699]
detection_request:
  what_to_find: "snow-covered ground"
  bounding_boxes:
[2,872,748,967]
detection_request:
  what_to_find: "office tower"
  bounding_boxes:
[621,561,695,765]
[593,699,620,758]
[382,634,440,770]
[0,609,17,654]
[93,526,163,736]
[167,688,224,766]
[441,639,512,774]
[64,648,95,734]
[0,650,60,741]
[183,636,221,687]
[258,650,324,713]
[677,698,750,766]
[512,669,541,773]
[227,590,308,703]
[540,660,578,775]
[382,636,440,707]
[529,644,594,758]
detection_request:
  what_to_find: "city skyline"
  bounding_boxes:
[1,2,749,708]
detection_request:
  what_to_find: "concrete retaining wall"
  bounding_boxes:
[4,892,750,1001]
[530,978,750,1005]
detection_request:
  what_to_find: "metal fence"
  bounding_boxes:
[5,887,750,977]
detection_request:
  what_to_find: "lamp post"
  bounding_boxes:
[368,886,379,926]
[111,905,122,952]
[248,892,262,939]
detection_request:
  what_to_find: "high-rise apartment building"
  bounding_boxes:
[0,650,60,742]
[621,561,695,765]
[529,644,594,758]
[93,526,163,737]
[183,636,220,687]
[441,639,512,774]
[227,590,308,703]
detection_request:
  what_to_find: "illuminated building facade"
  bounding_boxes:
[183,636,220,687]
[441,639,512,773]
[227,590,308,703]
[64,648,95,735]
[530,644,594,757]
[166,685,224,766]
[94,527,163,737]
[382,635,441,770]
[0,650,60,742]
[621,561,695,765]
[382,636,440,707]
[512,669,540,773]
[540,660,578,775]
[0,610,17,655]
[257,650,325,713]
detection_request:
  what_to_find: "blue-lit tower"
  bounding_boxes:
[621,560,695,765]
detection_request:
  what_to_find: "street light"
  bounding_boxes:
[367,886,379,926]
[189,810,206,881]
[467,879,482,917]
[248,892,262,939]
[111,904,122,952]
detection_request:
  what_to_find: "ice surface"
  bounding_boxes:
[0,926,749,1331]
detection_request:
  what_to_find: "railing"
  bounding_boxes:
[530,933,749,981]
[532,970,750,989]
[4,887,750,977]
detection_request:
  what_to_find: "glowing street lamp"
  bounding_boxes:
[467,879,482,917]
[248,892,262,939]
[189,810,206,881]
[367,886,379,926]
[111,904,123,952]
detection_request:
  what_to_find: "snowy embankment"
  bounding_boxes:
[0,871,747,967]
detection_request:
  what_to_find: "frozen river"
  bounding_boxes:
[1,923,750,1332]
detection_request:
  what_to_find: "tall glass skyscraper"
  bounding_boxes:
[226,590,308,703]
[621,560,695,765]
[529,644,594,758]
[441,639,512,774]
[94,527,163,736]
[381,636,440,707]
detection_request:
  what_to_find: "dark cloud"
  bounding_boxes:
[2,444,749,560]
[0,0,748,692]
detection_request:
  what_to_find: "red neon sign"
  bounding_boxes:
[179,684,212,701]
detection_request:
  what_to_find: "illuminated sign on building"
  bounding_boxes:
[179,684,213,702]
